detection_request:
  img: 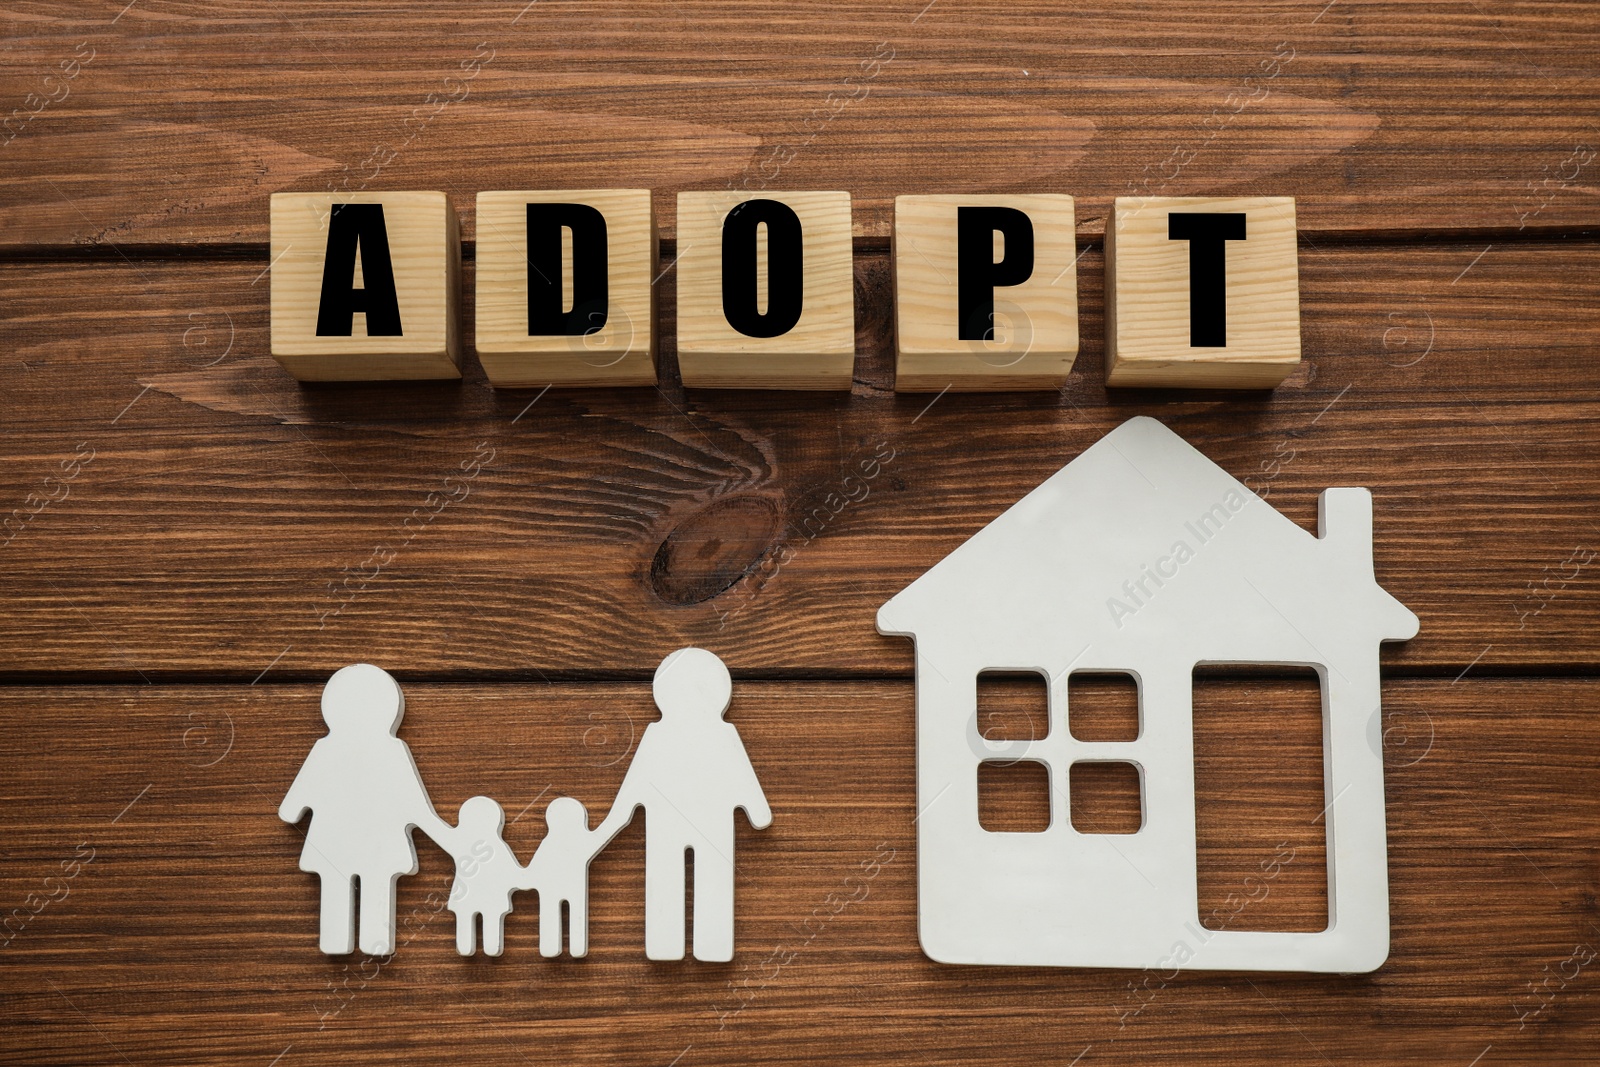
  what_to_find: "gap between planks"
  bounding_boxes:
[3,225,1600,264]
[0,664,1589,687]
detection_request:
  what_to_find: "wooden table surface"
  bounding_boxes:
[2,2,1597,1064]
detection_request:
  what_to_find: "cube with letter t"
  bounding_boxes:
[674,191,855,390]
[1105,196,1300,388]
[892,194,1080,391]
[475,189,657,388]
[269,192,461,381]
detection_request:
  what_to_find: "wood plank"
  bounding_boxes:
[2,2,1598,248]
[0,678,1593,1064]
[0,238,1597,674]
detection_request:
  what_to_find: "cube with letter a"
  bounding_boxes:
[269,192,461,381]
[893,193,1080,391]
[674,191,855,390]
[475,189,657,388]
[1105,196,1300,389]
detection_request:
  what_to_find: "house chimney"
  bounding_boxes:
[1318,487,1374,572]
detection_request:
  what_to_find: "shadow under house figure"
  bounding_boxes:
[594,647,771,961]
[279,663,454,955]
[448,795,525,957]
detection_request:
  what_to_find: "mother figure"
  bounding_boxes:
[279,663,453,955]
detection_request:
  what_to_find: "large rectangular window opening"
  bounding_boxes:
[1192,665,1330,933]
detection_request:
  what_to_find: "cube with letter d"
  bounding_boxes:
[475,189,657,388]
[269,192,461,381]
[674,191,855,390]
[892,194,1080,391]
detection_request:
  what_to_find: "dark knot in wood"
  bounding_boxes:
[648,494,784,606]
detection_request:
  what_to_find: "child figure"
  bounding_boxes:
[519,797,601,957]
[447,796,524,957]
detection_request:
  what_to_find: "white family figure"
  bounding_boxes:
[518,797,601,957]
[278,663,454,955]
[447,796,522,957]
[594,647,772,961]
[279,649,770,961]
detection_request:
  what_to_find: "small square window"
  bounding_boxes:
[1067,671,1140,742]
[1068,761,1143,834]
[976,671,1049,744]
[977,759,1051,833]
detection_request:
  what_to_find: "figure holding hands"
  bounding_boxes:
[279,664,454,955]
[281,652,772,963]
[592,648,771,961]
[519,797,603,957]
[446,796,524,956]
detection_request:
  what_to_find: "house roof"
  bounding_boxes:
[876,417,1418,664]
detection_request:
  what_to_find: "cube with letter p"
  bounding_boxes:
[892,193,1080,391]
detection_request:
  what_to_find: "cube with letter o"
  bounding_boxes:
[674,191,855,390]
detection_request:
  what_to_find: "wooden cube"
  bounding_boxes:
[1105,196,1300,389]
[674,191,855,390]
[892,194,1079,392]
[269,192,461,381]
[475,189,657,388]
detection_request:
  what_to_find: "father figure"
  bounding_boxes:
[595,647,770,961]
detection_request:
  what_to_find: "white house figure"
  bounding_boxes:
[876,417,1419,973]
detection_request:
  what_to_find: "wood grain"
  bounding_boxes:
[2,4,1597,1060]
[1,3,1598,249]
[0,679,1593,1065]
[0,240,1596,674]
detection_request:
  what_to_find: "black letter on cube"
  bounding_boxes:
[957,206,1035,341]
[1167,212,1247,347]
[316,204,404,337]
[527,203,609,336]
[722,199,804,338]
